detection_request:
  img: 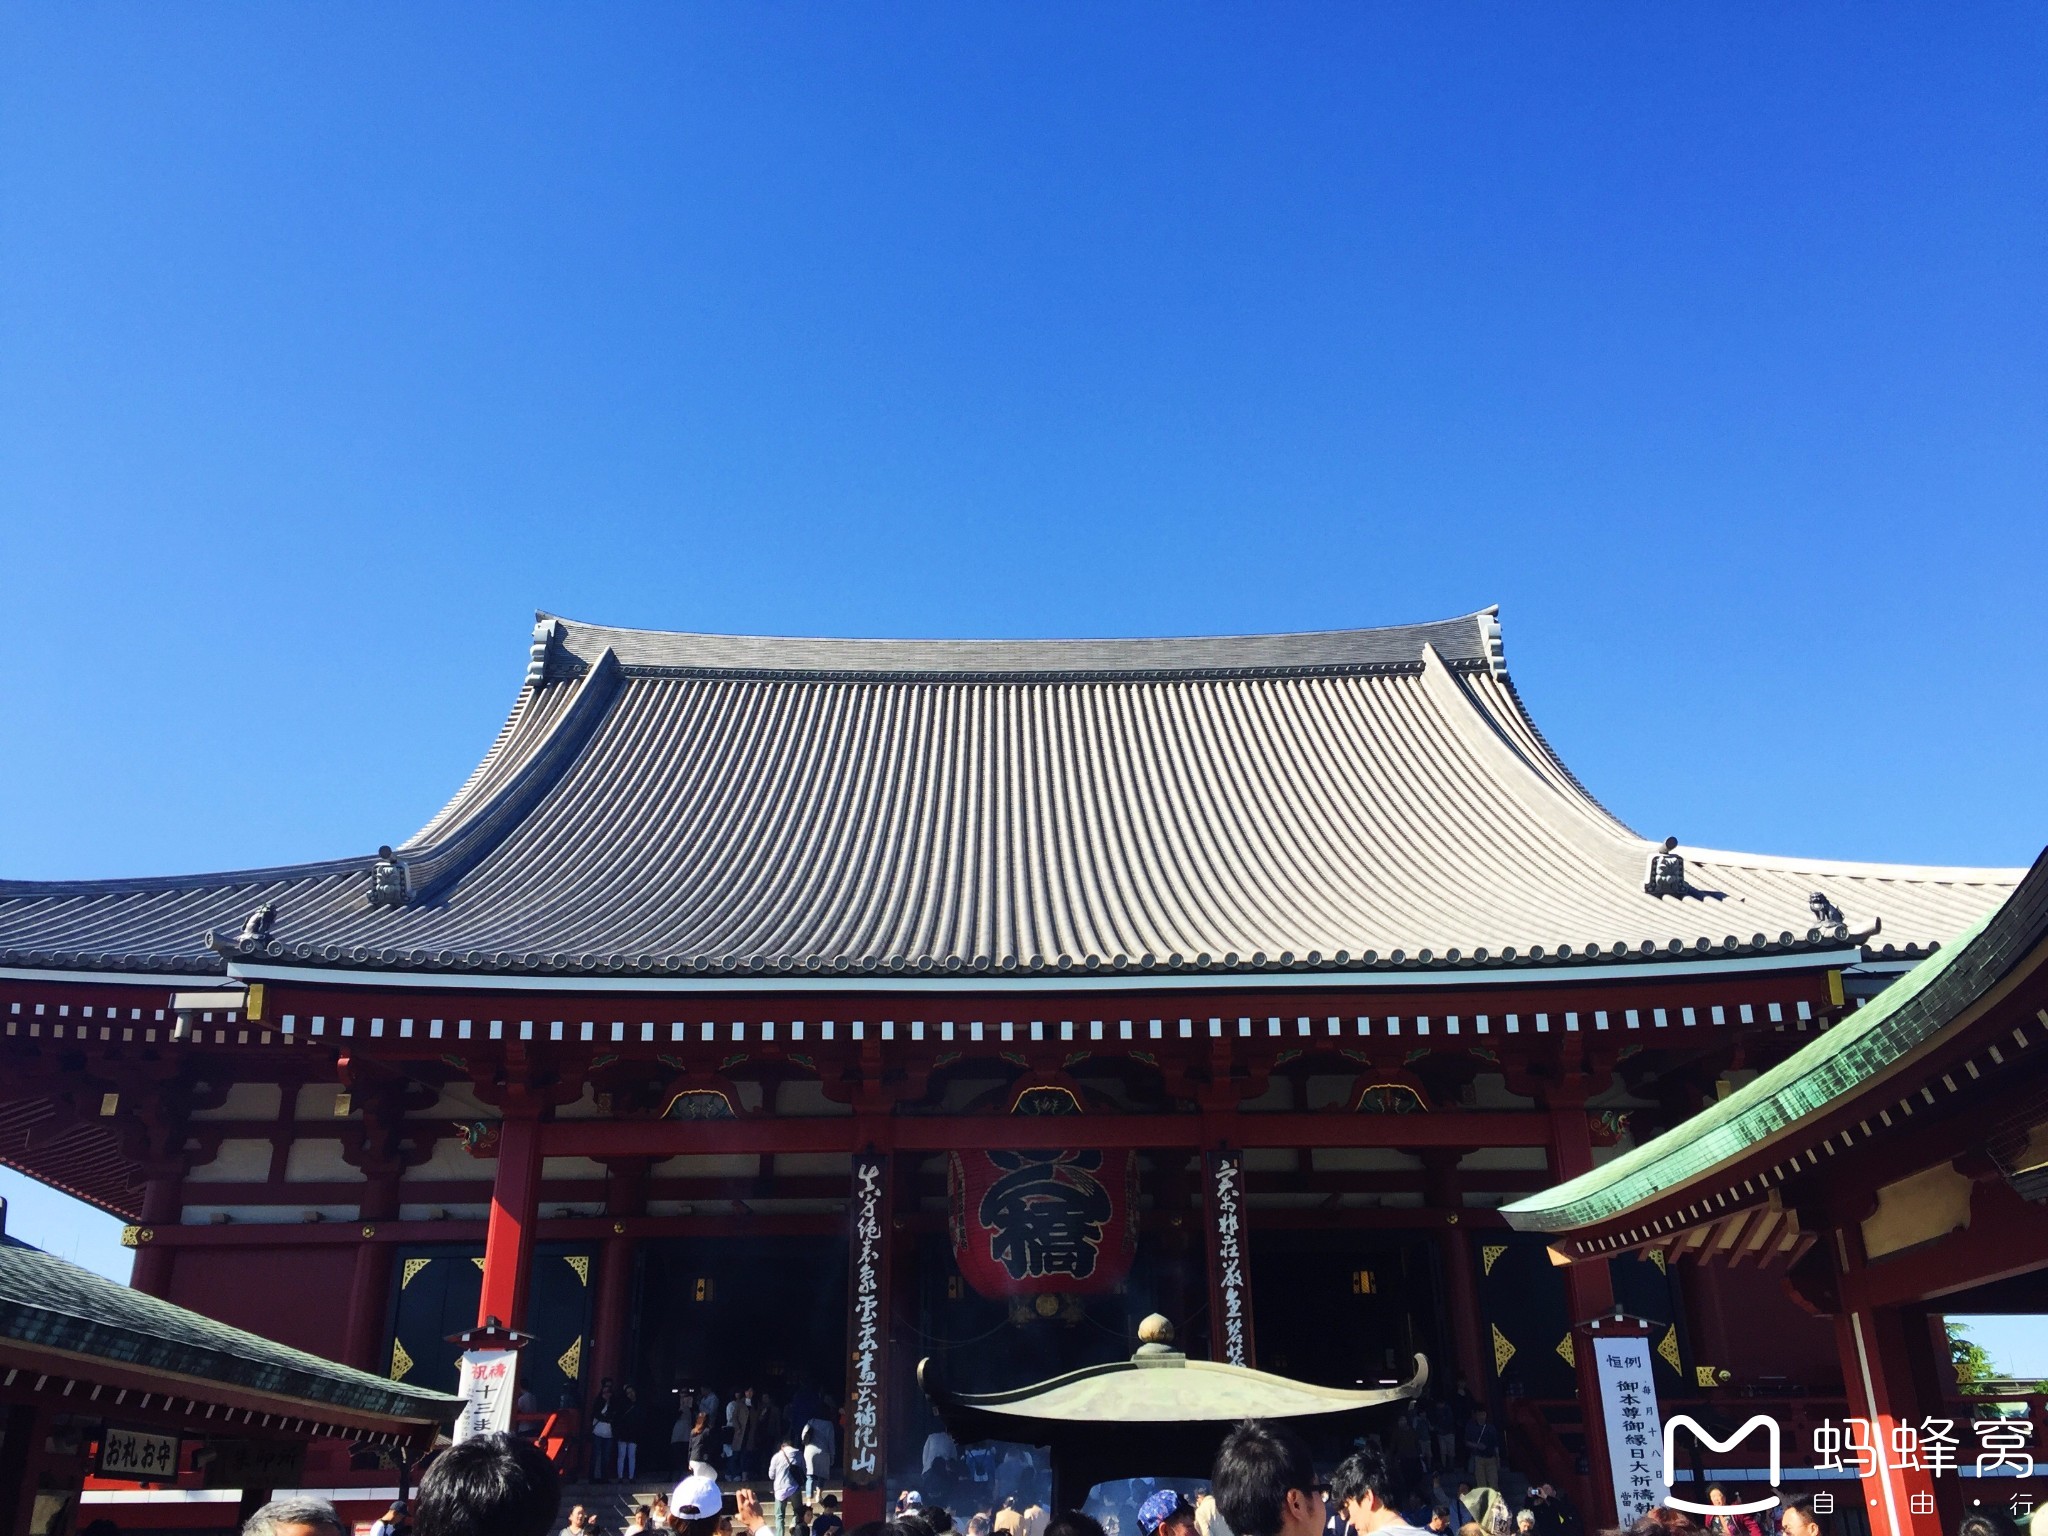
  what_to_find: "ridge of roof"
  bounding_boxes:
[536,607,1504,680]
[1682,845,2027,884]
[1500,845,2048,1236]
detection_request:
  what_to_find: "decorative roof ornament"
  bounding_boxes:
[368,846,410,908]
[1809,891,1847,938]
[236,903,275,948]
[1644,837,1687,898]
[526,617,563,688]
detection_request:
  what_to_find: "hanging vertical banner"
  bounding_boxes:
[1594,1334,1665,1526]
[1204,1150,1254,1367]
[844,1153,890,1487]
[454,1349,518,1442]
[947,1149,1137,1299]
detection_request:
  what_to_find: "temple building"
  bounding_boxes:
[0,609,2024,1525]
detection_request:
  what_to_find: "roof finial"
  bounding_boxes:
[368,845,410,908]
[1644,837,1686,898]
[1809,890,1847,939]
[1479,606,1508,680]
[527,617,564,687]
[236,903,275,948]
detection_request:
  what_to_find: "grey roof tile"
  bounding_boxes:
[0,610,2022,980]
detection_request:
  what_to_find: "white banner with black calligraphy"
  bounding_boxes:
[846,1153,888,1486]
[1594,1335,1664,1526]
[1206,1151,1253,1367]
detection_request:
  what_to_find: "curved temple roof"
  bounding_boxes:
[0,608,2022,983]
[1501,847,2048,1242]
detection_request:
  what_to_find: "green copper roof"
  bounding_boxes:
[1503,849,2048,1236]
[0,1242,463,1426]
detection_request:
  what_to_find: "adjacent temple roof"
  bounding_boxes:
[1501,847,2048,1250]
[0,1241,462,1428]
[0,609,2022,983]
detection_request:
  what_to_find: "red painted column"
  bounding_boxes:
[128,1172,184,1297]
[343,1176,401,1372]
[1421,1151,1490,1400]
[1551,1105,1618,1530]
[592,1159,650,1388]
[479,1108,545,1330]
[1831,1227,1943,1536]
[1,1403,47,1536]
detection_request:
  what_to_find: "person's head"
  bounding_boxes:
[1471,1408,1487,1422]
[1777,1500,1823,1536]
[1706,1489,1728,1509]
[243,1499,346,1536]
[1514,1513,1534,1533]
[1215,1419,1323,1536]
[1430,1509,1451,1532]
[1045,1516,1107,1536]
[387,1507,408,1522]
[414,1432,561,1536]
[1328,1446,1401,1533]
[569,1508,591,1531]
[1138,1491,1196,1536]
[927,1509,956,1536]
[967,1518,990,1536]
[898,1518,937,1536]
[824,1498,841,1515]
[1956,1512,2022,1536]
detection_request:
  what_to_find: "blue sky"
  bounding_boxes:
[1,7,2043,1338]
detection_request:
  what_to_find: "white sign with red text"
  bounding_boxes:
[455,1349,517,1442]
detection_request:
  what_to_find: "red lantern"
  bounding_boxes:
[947,1148,1138,1299]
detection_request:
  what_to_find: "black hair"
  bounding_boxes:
[1327,1446,1396,1516]
[1958,1515,2022,1536]
[1046,1517,1108,1536]
[1214,1419,1318,1536]
[414,1432,561,1536]
[897,1517,937,1536]
[926,1509,958,1535]
[1779,1496,1824,1533]
[1432,1509,1452,1522]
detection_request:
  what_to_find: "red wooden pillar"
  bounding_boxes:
[592,1159,651,1388]
[479,1108,544,1330]
[128,1172,183,1297]
[1,1402,46,1536]
[1551,1105,1618,1530]
[1203,1147,1255,1366]
[1831,1229,1942,1536]
[344,1176,402,1371]
[1421,1151,1490,1400]
[842,1140,892,1528]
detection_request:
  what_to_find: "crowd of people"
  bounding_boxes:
[553,1380,842,1490]
[237,1417,2035,1536]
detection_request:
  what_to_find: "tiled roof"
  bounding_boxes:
[0,1242,462,1425]
[0,609,2022,983]
[1500,848,2048,1237]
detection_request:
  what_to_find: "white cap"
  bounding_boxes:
[672,1475,725,1518]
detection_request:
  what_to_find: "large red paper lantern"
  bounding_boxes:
[947,1148,1138,1299]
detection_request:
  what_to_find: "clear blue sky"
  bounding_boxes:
[1,8,2043,1329]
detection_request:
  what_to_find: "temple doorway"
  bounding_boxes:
[1249,1228,1449,1389]
[630,1235,850,1415]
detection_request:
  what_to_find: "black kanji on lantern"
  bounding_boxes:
[977,1150,1113,1281]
